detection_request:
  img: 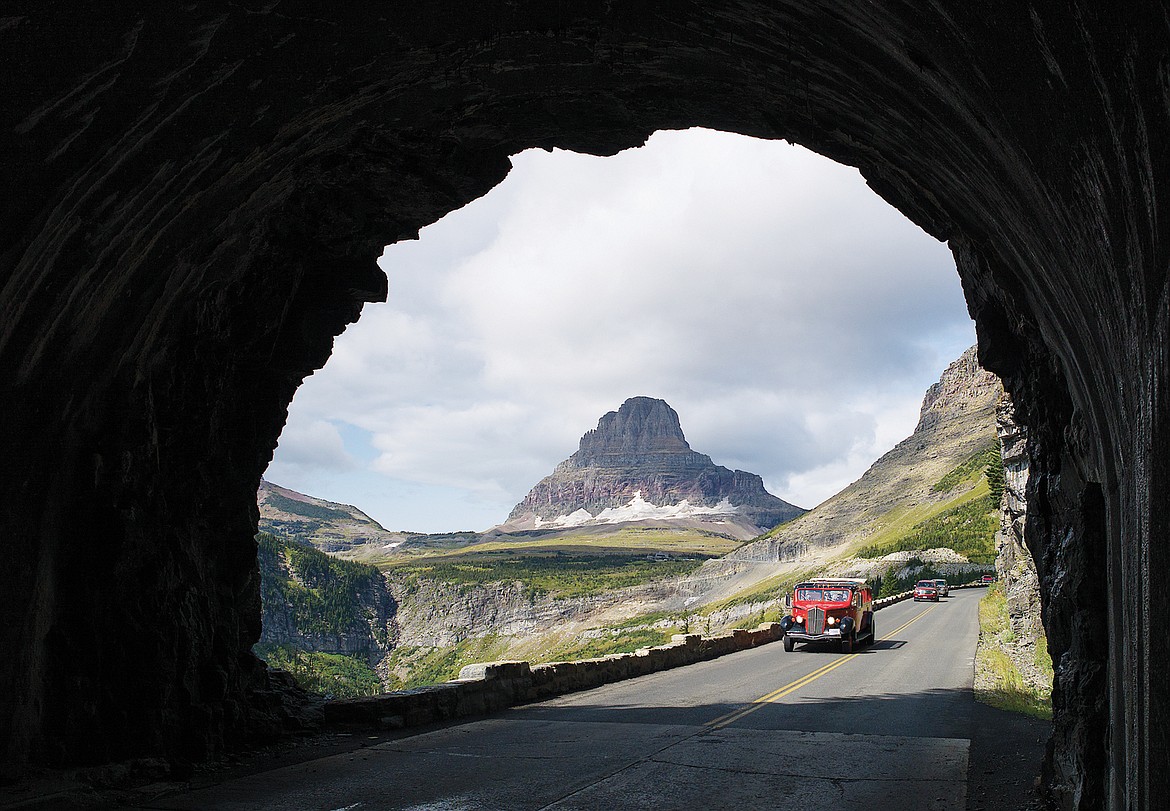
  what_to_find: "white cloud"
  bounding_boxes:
[267,129,976,531]
[267,417,355,478]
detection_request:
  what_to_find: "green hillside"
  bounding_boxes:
[255,532,390,697]
[258,532,391,642]
[854,445,1001,564]
[383,548,712,600]
[378,526,738,599]
[855,488,998,564]
[253,643,383,697]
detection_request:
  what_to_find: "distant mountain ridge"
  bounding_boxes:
[258,479,408,554]
[499,396,805,539]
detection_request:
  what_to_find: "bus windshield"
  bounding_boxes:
[796,588,850,603]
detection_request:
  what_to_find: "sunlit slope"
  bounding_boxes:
[730,346,1002,563]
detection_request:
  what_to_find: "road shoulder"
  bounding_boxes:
[966,699,1049,810]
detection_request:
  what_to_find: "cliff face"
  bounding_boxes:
[257,534,398,666]
[387,575,687,649]
[505,397,804,536]
[915,347,1003,435]
[733,346,1002,562]
[572,397,694,466]
[995,395,1043,643]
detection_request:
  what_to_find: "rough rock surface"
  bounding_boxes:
[503,397,804,535]
[996,395,1045,645]
[966,394,1051,702]
[387,574,688,650]
[3,5,1168,808]
[731,346,1002,562]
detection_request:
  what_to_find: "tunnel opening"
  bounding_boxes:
[4,5,1166,809]
[267,129,976,537]
[257,127,1000,702]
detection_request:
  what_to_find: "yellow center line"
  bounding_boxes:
[705,604,938,731]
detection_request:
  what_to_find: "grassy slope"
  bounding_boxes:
[703,567,820,613]
[254,642,382,698]
[376,526,742,599]
[851,482,984,552]
[851,440,999,562]
[854,481,997,563]
[481,527,735,554]
[381,526,743,560]
[705,448,1000,610]
[386,553,705,600]
[976,584,1054,719]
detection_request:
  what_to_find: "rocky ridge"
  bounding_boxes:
[730,346,1003,563]
[502,397,804,538]
[385,575,690,650]
[258,479,409,555]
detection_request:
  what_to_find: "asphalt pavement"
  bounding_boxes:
[124,589,1014,810]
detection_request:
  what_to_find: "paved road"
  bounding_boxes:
[141,590,983,810]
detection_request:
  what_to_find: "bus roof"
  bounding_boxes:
[796,578,869,588]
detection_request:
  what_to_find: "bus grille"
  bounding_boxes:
[807,606,826,635]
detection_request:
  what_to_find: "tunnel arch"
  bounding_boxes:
[2,4,1165,809]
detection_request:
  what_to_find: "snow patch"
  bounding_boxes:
[535,508,595,529]
[544,491,742,528]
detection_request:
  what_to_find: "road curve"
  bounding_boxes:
[143,590,985,811]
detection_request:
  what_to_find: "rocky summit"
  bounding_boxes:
[501,397,804,538]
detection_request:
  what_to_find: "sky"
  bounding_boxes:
[265,128,977,533]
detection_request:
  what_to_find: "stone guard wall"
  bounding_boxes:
[324,587,945,729]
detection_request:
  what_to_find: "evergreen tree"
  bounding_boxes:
[985,451,1006,505]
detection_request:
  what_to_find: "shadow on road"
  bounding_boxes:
[39,682,1051,810]
[514,685,1049,811]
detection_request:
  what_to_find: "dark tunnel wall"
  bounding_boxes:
[2,3,1167,808]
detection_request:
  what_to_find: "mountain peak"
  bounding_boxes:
[503,397,805,538]
[915,346,1002,434]
[573,397,692,466]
